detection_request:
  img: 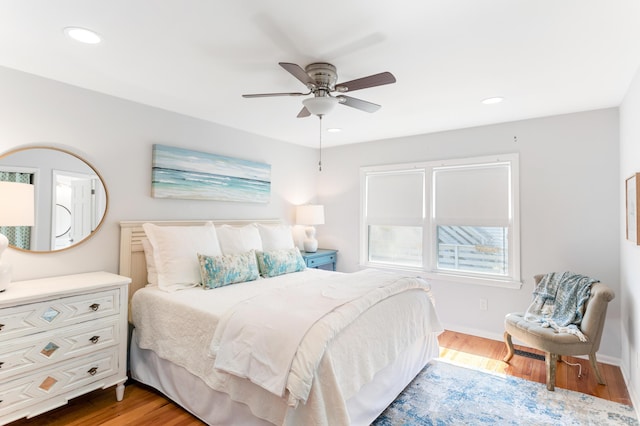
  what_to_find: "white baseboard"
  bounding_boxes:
[441,324,505,343]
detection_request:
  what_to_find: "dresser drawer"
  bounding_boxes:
[0,347,119,418]
[0,289,120,342]
[0,318,119,382]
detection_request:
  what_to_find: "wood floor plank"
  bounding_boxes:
[5,330,632,425]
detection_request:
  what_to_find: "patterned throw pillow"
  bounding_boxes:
[198,250,259,289]
[256,247,306,278]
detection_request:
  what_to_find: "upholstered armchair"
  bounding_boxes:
[503,274,615,391]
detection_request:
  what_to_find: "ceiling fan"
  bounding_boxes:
[242,62,396,118]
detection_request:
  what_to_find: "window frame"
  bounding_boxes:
[360,154,521,289]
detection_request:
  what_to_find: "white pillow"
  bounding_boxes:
[216,224,263,255]
[142,222,222,292]
[257,223,294,251]
[141,238,158,286]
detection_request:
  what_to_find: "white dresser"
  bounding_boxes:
[0,272,130,425]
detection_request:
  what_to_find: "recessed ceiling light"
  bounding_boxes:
[481,97,504,105]
[327,128,341,133]
[64,27,101,44]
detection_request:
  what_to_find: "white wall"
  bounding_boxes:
[620,66,640,407]
[0,66,319,281]
[319,109,622,361]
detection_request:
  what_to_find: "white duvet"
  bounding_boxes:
[131,268,442,425]
[211,269,434,405]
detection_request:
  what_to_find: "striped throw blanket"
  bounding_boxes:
[524,271,598,341]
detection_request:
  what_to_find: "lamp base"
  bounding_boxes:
[0,233,11,292]
[303,239,318,253]
[303,226,318,253]
[0,260,10,292]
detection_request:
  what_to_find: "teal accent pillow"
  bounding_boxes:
[256,247,306,277]
[198,250,259,289]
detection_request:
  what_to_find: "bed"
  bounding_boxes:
[119,219,442,426]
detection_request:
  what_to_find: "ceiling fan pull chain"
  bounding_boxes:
[318,115,323,172]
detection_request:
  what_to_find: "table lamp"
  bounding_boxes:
[0,181,35,292]
[296,204,325,253]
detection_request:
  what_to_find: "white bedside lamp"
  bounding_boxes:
[0,181,35,292]
[296,204,325,253]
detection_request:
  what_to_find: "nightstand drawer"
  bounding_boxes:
[0,289,120,342]
[301,249,338,271]
[0,318,119,381]
[0,347,119,418]
[306,254,336,268]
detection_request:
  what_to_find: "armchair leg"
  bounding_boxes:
[503,331,515,362]
[545,352,557,391]
[589,353,606,385]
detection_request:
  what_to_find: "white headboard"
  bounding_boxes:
[119,219,281,302]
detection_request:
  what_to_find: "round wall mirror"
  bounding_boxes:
[0,146,108,252]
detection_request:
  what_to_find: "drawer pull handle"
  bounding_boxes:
[89,335,100,344]
[88,367,98,376]
[89,303,100,311]
[0,324,4,331]
[0,361,4,369]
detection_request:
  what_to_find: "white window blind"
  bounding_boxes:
[434,163,510,227]
[366,171,424,224]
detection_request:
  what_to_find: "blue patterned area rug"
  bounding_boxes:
[373,359,638,425]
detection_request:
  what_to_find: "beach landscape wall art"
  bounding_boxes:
[151,144,271,203]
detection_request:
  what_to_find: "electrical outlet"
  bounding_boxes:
[480,298,488,311]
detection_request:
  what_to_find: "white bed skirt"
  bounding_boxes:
[130,330,440,426]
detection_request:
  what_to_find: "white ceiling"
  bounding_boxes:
[1,1,640,148]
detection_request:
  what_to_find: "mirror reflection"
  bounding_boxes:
[0,147,108,252]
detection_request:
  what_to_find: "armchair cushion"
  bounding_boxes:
[505,312,594,356]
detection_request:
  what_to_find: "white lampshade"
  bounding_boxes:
[303,97,338,117]
[0,182,35,226]
[296,204,325,225]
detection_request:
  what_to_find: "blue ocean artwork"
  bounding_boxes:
[151,144,271,203]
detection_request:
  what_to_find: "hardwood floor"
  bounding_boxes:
[437,330,632,406]
[6,330,633,425]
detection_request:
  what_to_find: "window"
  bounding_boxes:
[364,170,425,268]
[360,154,520,287]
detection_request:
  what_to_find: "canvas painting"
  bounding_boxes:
[151,144,271,203]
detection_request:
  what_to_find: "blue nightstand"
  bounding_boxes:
[301,249,338,271]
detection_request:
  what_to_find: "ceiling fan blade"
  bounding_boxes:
[335,71,396,92]
[242,92,308,98]
[337,95,381,113]
[297,106,311,118]
[279,62,315,87]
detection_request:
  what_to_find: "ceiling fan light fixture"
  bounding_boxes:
[303,96,339,116]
